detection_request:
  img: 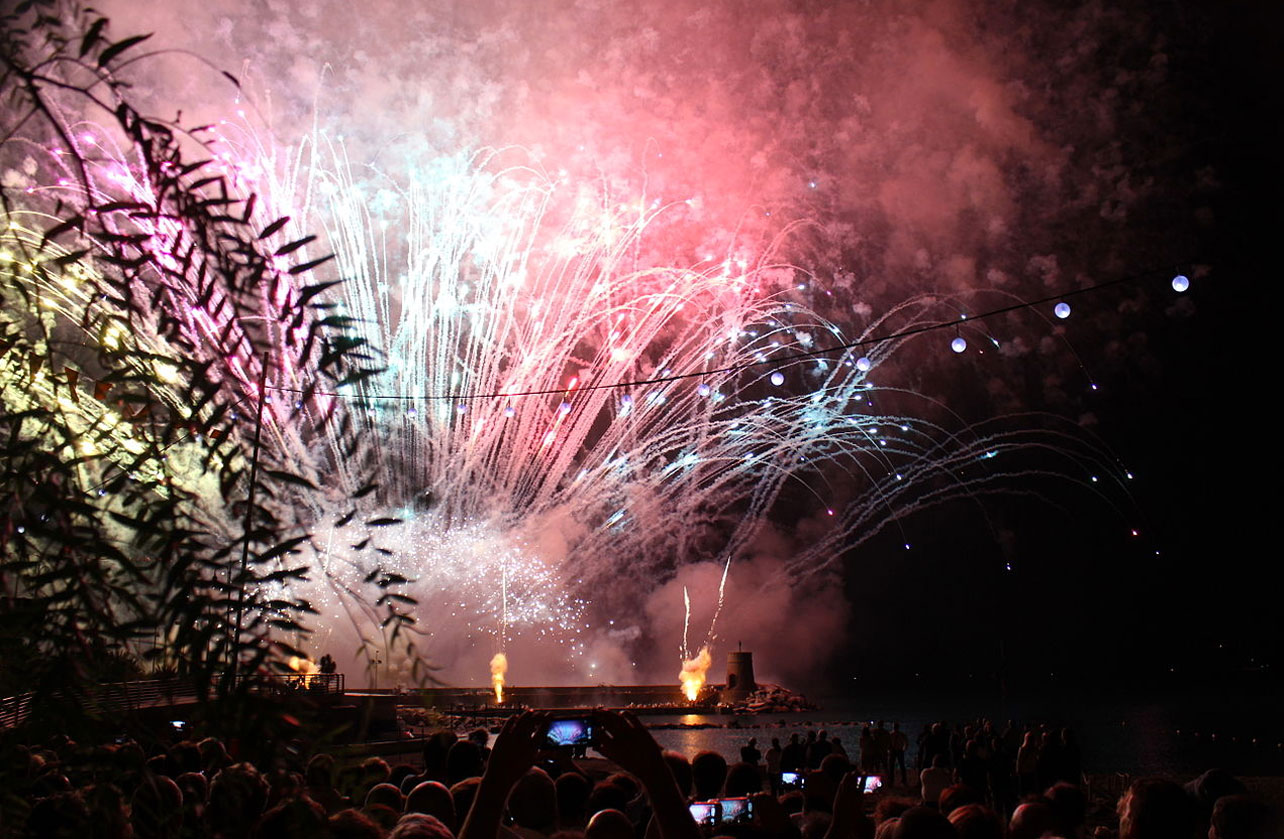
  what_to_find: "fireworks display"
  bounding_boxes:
[4,0,1211,691]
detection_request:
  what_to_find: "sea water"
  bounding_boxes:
[643,684,1283,777]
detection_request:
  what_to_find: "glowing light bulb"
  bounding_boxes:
[696,383,711,397]
[1171,274,1190,292]
[856,356,872,372]
[769,371,785,387]
[1054,302,1071,319]
[504,405,515,417]
[951,336,967,353]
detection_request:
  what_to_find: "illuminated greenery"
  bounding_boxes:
[0,0,417,745]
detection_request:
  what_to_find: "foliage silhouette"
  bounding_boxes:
[0,0,422,748]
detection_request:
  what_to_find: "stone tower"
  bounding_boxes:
[723,649,757,700]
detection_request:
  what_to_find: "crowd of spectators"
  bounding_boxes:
[2,712,1277,839]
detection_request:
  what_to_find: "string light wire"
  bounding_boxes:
[270,265,1195,402]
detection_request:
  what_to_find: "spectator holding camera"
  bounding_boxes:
[459,710,699,839]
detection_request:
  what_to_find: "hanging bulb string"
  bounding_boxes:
[270,264,1194,402]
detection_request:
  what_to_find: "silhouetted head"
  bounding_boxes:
[947,803,1002,839]
[1210,794,1278,839]
[208,763,269,838]
[1043,781,1086,836]
[938,783,982,816]
[509,768,558,831]
[306,753,337,788]
[662,750,692,798]
[365,782,405,812]
[254,796,328,839]
[874,797,916,825]
[389,813,455,839]
[406,781,456,830]
[1185,768,1248,822]
[329,807,384,839]
[585,808,634,839]
[1118,777,1198,839]
[449,777,481,821]
[131,773,183,839]
[691,750,728,800]
[893,806,955,839]
[555,771,591,828]
[724,762,761,796]
[584,780,630,816]
[820,752,851,784]
[445,741,484,785]
[1008,800,1057,839]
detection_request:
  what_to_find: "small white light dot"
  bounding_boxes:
[951,336,967,353]
[1172,274,1190,293]
[856,356,872,372]
[1054,302,1071,319]
[769,371,785,386]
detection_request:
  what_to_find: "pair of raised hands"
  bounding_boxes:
[461,709,699,839]
[483,709,672,793]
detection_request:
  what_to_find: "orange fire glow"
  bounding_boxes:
[490,652,508,703]
[288,655,319,687]
[679,645,712,702]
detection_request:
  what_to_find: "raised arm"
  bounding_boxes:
[459,711,548,839]
[824,771,874,839]
[593,710,701,839]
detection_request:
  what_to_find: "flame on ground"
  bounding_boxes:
[490,652,508,703]
[679,645,712,702]
[288,655,319,688]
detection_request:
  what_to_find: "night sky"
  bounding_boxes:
[830,1,1281,694]
[74,0,1284,695]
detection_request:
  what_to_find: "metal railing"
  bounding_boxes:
[0,672,346,729]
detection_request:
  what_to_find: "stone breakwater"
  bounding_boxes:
[395,682,816,734]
